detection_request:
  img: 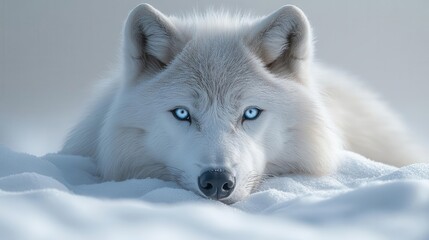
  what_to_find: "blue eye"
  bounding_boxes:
[243,107,262,121]
[171,108,191,122]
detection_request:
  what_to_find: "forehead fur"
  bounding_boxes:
[179,38,260,106]
[146,11,280,112]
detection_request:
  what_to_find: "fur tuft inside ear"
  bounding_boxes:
[122,4,183,81]
[247,5,313,82]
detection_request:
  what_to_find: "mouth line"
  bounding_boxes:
[203,195,235,205]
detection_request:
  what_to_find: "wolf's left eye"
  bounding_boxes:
[243,107,262,121]
[171,108,191,122]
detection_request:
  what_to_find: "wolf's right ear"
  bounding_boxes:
[122,4,183,81]
[247,6,313,83]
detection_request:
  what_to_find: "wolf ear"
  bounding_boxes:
[248,5,313,82]
[122,4,183,81]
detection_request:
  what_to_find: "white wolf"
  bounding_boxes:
[62,4,426,203]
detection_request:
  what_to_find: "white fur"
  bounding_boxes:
[61,4,426,203]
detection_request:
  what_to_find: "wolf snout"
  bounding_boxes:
[198,169,236,200]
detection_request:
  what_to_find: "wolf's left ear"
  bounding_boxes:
[122,4,184,81]
[247,5,313,82]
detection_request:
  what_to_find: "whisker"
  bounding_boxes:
[132,163,186,183]
[243,171,273,193]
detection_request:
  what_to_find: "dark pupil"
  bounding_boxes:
[178,109,186,117]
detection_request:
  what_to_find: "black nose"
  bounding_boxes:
[198,169,236,200]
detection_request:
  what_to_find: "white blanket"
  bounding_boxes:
[0,146,428,240]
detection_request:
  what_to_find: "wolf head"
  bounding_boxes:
[98,4,341,203]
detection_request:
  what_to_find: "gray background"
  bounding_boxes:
[1,0,428,156]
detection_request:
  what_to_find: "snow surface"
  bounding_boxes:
[0,146,428,240]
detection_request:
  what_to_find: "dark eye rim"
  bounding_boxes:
[242,107,263,121]
[170,107,192,123]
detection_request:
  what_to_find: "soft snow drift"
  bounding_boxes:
[0,146,428,240]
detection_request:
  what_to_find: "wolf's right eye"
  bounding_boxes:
[171,108,191,123]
